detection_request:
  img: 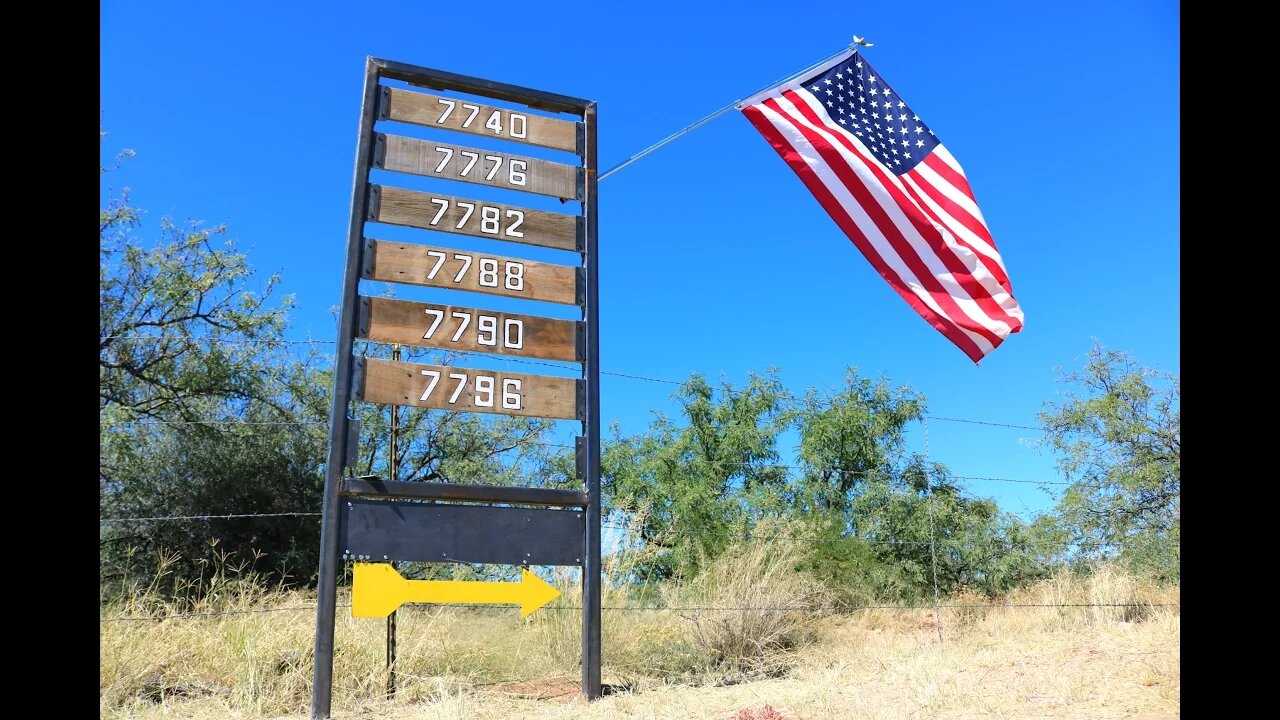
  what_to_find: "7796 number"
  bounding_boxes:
[420,370,521,410]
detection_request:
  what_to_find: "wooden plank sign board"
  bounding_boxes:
[376,134,579,201]
[358,296,580,362]
[380,87,580,154]
[363,239,580,305]
[355,357,580,420]
[371,185,578,252]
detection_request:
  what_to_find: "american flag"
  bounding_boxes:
[740,49,1023,363]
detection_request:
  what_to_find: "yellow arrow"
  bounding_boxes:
[352,562,561,619]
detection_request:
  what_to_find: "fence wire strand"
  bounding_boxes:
[101,600,1179,624]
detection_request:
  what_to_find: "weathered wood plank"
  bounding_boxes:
[372,185,578,252]
[363,239,579,305]
[380,87,580,154]
[358,296,579,362]
[377,134,579,200]
[355,357,580,420]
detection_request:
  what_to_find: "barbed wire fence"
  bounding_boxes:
[100,334,1176,631]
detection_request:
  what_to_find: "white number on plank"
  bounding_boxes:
[480,206,500,234]
[434,146,453,173]
[435,99,455,122]
[477,315,497,346]
[509,160,527,186]
[474,376,495,407]
[419,369,440,401]
[422,308,444,339]
[437,100,527,140]
[423,311,524,350]
[456,202,475,229]
[417,371,523,410]
[504,210,524,238]
[418,198,528,238]
[450,311,470,342]
[459,151,479,176]
[504,319,524,349]
[504,263,524,290]
[502,379,522,409]
[452,253,472,282]
[428,199,448,226]
[509,114,527,139]
[484,155,502,181]
[425,250,447,280]
[426,253,526,293]
[478,258,499,287]
[461,103,480,128]
[448,373,467,403]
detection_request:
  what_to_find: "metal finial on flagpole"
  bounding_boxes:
[598,39,862,182]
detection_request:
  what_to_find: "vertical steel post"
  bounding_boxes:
[312,56,382,720]
[581,102,602,700]
[386,344,400,699]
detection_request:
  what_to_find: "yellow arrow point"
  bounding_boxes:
[520,568,561,618]
[352,562,408,618]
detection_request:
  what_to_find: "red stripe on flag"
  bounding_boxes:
[922,153,976,202]
[742,104,989,362]
[773,93,1018,339]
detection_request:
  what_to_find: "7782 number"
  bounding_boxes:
[420,370,522,410]
[427,197,524,239]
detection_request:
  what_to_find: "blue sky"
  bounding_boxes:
[100,0,1179,519]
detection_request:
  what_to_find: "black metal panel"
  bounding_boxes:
[341,477,587,507]
[341,499,585,566]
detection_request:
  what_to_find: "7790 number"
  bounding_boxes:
[422,309,523,351]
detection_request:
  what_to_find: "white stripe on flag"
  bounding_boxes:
[932,145,968,178]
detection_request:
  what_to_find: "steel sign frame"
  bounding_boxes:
[311,57,600,718]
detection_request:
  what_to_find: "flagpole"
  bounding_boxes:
[598,41,859,181]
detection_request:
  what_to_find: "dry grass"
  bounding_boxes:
[102,552,1179,720]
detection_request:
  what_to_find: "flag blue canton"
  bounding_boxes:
[803,52,939,174]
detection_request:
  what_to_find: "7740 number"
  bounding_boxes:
[436,98,528,140]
